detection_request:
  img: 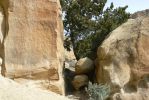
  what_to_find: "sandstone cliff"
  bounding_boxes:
[0,0,64,94]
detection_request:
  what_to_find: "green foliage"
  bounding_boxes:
[86,82,110,100]
[60,0,130,60]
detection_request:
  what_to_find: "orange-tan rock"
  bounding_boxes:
[0,0,64,94]
[0,76,69,100]
[96,12,149,99]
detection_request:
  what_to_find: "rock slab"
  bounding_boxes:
[0,0,64,94]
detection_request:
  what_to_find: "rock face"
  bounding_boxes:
[131,9,149,19]
[96,12,149,99]
[0,0,64,94]
[75,57,94,74]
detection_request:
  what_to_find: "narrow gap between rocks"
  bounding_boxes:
[0,0,9,76]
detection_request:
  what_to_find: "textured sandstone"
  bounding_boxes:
[0,0,64,94]
[131,9,149,19]
[96,15,149,99]
[65,48,76,61]
[0,76,70,100]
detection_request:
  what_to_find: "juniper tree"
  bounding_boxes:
[61,0,130,60]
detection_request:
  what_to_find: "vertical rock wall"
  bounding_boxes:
[0,0,64,94]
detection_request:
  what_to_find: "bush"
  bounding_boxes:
[86,82,110,100]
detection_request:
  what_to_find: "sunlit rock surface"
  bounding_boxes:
[96,10,149,100]
[0,0,64,94]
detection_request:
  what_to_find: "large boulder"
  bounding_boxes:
[75,57,94,74]
[96,11,149,99]
[0,0,64,94]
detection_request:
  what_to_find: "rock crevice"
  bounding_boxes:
[0,0,9,76]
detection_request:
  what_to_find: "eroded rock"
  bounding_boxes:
[96,12,149,99]
[0,0,65,94]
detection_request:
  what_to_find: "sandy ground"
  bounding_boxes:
[0,76,70,100]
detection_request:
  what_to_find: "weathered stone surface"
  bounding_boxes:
[96,13,149,99]
[0,0,64,94]
[65,48,77,71]
[131,9,149,19]
[72,75,89,90]
[75,57,94,74]
[113,89,149,100]
[0,76,69,100]
[65,48,76,61]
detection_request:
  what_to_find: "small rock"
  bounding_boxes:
[72,75,89,90]
[75,57,94,74]
[65,60,76,72]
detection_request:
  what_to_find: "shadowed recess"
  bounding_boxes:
[0,0,9,76]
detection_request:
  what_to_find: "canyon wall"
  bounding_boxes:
[0,0,64,94]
